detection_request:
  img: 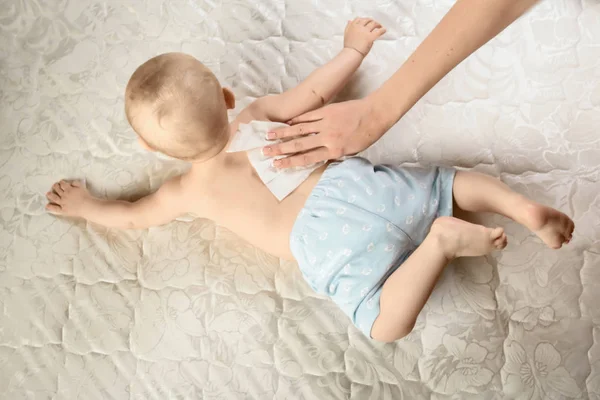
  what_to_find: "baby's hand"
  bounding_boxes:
[343,17,386,57]
[45,180,92,217]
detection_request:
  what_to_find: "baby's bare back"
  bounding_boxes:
[179,111,326,260]
[186,151,325,260]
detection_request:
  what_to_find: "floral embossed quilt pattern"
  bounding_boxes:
[1,0,599,398]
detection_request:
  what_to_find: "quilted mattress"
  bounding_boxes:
[1,0,599,398]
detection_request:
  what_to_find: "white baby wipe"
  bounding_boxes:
[227,120,325,201]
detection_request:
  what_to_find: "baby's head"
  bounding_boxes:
[125,52,235,161]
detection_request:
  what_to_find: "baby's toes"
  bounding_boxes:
[490,227,504,241]
[494,233,508,249]
[568,220,575,238]
[561,221,573,240]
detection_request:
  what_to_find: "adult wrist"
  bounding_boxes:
[362,93,393,137]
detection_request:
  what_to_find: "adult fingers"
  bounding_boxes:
[46,191,62,204]
[266,134,322,157]
[273,147,331,169]
[52,182,64,194]
[46,203,62,214]
[266,120,321,141]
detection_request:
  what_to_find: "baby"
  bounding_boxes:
[46,18,574,342]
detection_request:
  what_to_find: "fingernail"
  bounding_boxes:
[266,132,275,140]
[262,146,271,155]
[272,160,281,168]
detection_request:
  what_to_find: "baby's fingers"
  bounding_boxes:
[59,180,71,192]
[369,22,382,32]
[52,182,64,194]
[46,203,62,214]
[371,27,387,38]
[46,191,62,204]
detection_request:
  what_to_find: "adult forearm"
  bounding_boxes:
[368,0,539,132]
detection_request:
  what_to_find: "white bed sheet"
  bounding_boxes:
[1,0,599,398]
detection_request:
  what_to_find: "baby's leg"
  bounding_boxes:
[452,171,574,249]
[370,217,506,343]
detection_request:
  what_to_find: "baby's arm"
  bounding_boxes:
[45,178,188,229]
[254,18,386,123]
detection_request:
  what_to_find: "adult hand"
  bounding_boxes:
[263,99,385,169]
[263,0,539,169]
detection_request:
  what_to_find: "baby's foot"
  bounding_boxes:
[430,216,507,259]
[521,202,574,249]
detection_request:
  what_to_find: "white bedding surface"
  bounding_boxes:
[1,0,599,398]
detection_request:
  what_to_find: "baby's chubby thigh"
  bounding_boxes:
[331,222,414,336]
[290,158,455,336]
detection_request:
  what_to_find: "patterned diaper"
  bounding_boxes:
[290,157,455,338]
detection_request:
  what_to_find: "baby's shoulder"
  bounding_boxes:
[172,173,211,217]
[177,172,205,196]
[231,98,274,129]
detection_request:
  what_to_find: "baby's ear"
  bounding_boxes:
[223,87,235,110]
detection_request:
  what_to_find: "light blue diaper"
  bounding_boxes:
[290,157,455,338]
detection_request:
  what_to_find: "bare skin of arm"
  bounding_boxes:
[45,178,188,229]
[252,17,385,132]
[264,0,540,168]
